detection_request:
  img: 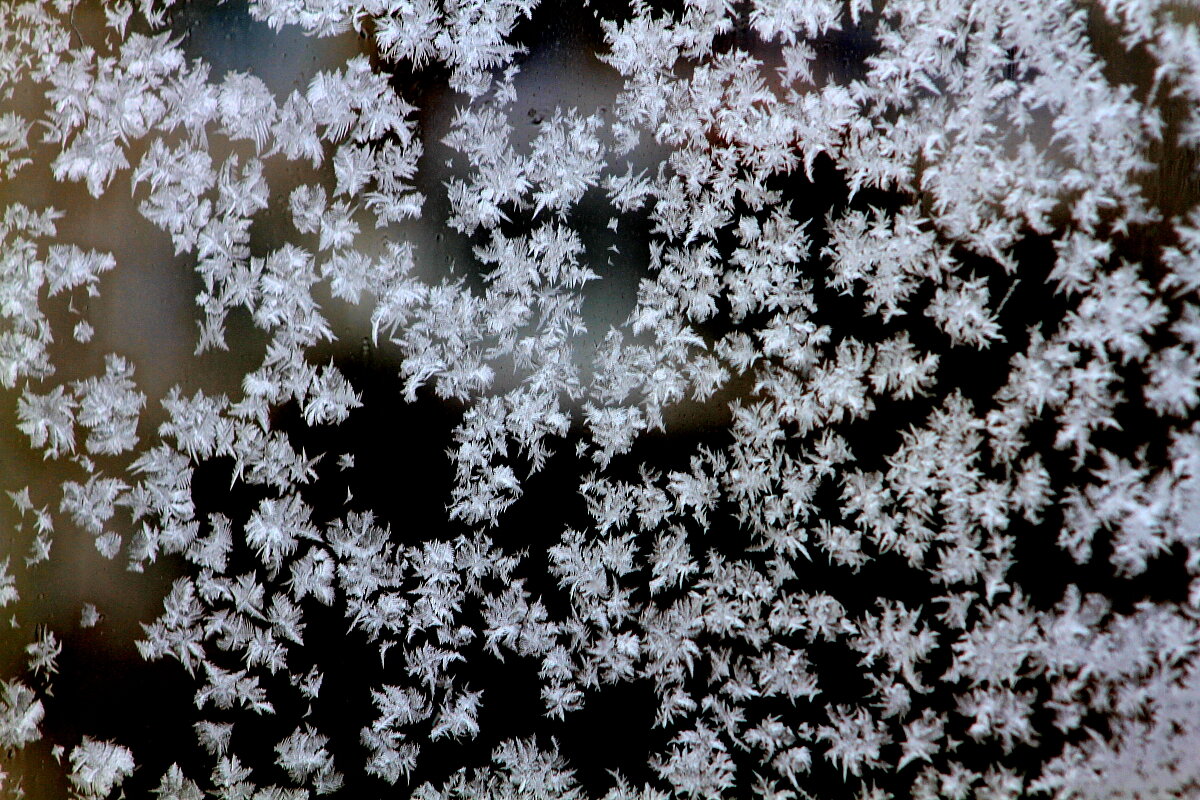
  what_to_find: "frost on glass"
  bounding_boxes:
[1,0,1200,798]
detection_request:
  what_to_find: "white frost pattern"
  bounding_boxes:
[1,0,1200,799]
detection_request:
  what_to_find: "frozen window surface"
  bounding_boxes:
[2,1,1200,799]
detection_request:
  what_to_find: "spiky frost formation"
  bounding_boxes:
[2,0,1200,799]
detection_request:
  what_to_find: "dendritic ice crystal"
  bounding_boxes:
[3,0,1200,798]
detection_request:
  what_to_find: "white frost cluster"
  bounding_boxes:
[2,0,1200,799]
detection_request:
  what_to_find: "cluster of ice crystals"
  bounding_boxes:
[2,0,1200,798]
